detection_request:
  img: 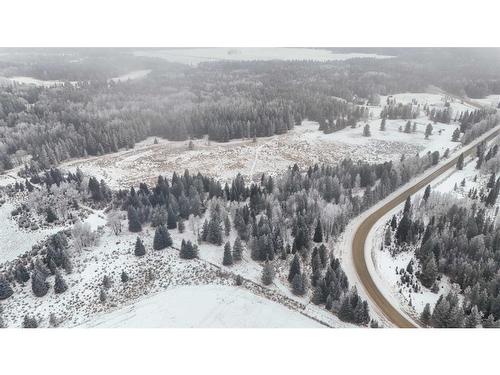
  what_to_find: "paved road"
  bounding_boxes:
[352,125,500,328]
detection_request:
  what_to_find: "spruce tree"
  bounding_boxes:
[288,254,301,282]
[313,220,323,243]
[167,207,177,229]
[261,261,275,285]
[423,185,431,202]
[54,271,68,294]
[153,224,172,250]
[380,117,386,131]
[420,303,431,326]
[363,124,371,137]
[128,206,142,232]
[291,273,305,295]
[425,123,433,139]
[232,236,243,261]
[121,271,129,283]
[14,263,30,284]
[134,237,146,256]
[180,240,198,259]
[464,305,482,328]
[222,242,233,265]
[31,269,49,297]
[420,255,437,288]
[457,153,464,170]
[0,276,14,300]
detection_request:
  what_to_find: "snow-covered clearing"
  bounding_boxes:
[61,91,469,190]
[81,284,323,328]
[0,76,68,87]
[134,48,393,65]
[108,69,151,83]
[470,95,500,109]
[0,201,65,263]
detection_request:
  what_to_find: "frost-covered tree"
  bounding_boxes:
[0,275,13,300]
[153,224,172,250]
[261,261,275,285]
[134,237,146,256]
[232,236,243,261]
[54,271,68,294]
[107,210,122,235]
[222,242,233,265]
[127,206,142,232]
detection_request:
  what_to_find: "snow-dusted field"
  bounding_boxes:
[61,91,471,190]
[0,201,65,263]
[109,69,151,83]
[134,47,393,65]
[82,284,322,328]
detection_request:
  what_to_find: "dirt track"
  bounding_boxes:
[352,125,500,328]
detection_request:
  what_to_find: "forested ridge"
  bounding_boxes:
[1,49,500,174]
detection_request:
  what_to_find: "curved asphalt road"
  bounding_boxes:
[352,125,500,328]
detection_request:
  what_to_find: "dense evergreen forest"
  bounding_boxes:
[1,48,500,174]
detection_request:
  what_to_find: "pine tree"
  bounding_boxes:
[464,305,482,328]
[153,224,172,250]
[31,268,49,297]
[420,303,431,326]
[423,185,431,202]
[420,255,437,288]
[457,153,464,170]
[46,207,58,223]
[177,219,185,233]
[380,117,386,131]
[232,236,243,261]
[291,273,305,295]
[222,241,233,265]
[0,276,14,300]
[384,227,392,246]
[128,206,142,232]
[261,261,275,285]
[134,237,146,256]
[14,262,30,283]
[452,128,461,142]
[425,123,433,139]
[180,239,198,259]
[167,207,177,229]
[288,254,301,282]
[313,220,323,243]
[363,124,371,137]
[224,215,231,237]
[54,271,68,294]
[121,271,129,283]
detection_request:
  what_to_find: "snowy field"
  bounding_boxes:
[134,47,393,65]
[61,91,474,190]
[108,69,151,83]
[82,284,322,328]
[470,95,500,109]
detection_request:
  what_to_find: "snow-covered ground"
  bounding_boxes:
[108,69,151,83]
[134,47,393,65]
[0,76,68,87]
[470,95,500,109]
[81,284,323,328]
[61,91,471,190]
[0,201,66,263]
